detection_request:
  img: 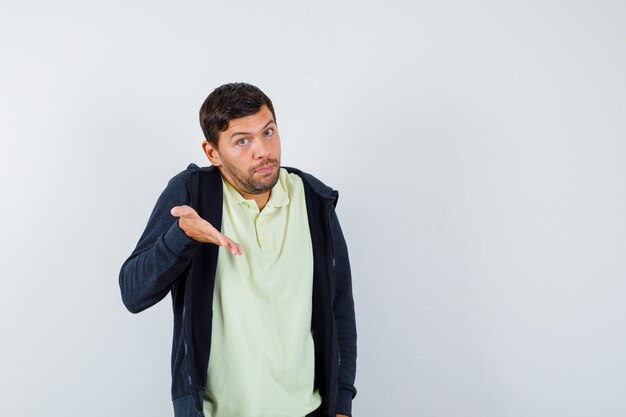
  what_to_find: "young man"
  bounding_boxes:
[119,83,357,417]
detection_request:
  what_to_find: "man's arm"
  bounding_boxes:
[119,173,202,313]
[119,170,242,314]
[330,207,358,417]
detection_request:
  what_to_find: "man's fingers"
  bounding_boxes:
[217,233,242,256]
[172,206,241,254]
[216,234,229,247]
[224,238,243,256]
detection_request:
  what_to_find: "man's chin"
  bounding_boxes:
[251,171,279,193]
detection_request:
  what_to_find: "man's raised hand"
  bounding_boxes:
[170,205,242,255]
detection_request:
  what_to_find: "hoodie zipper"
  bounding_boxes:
[326,202,339,414]
[182,305,193,390]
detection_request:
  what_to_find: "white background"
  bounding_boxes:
[1,1,625,416]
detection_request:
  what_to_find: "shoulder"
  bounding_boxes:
[156,164,220,205]
[168,163,218,186]
[282,166,339,207]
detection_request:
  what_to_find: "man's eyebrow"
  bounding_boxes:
[229,119,275,140]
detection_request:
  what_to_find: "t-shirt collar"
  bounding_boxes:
[221,171,290,209]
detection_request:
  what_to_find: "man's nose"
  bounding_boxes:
[253,136,271,158]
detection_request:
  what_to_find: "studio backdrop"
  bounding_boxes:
[1,1,625,416]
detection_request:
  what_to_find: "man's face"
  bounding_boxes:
[203,105,281,196]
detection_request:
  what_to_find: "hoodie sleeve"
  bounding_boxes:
[329,206,358,416]
[119,169,203,314]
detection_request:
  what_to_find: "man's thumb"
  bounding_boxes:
[171,205,190,218]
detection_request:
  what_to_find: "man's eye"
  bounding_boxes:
[264,128,274,137]
[237,138,249,146]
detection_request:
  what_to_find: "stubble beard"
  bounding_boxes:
[220,157,281,195]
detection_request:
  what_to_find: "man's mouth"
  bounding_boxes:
[254,163,276,174]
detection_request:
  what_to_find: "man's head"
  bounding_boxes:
[199,83,281,197]
[199,82,276,147]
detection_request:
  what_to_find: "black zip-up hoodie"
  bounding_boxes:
[119,164,357,417]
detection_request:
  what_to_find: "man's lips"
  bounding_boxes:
[254,164,276,174]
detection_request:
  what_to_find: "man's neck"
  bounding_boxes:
[221,173,271,211]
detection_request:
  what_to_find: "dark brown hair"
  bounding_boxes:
[199,82,276,147]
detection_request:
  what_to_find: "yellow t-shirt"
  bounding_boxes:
[203,168,322,417]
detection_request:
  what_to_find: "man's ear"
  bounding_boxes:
[202,140,221,166]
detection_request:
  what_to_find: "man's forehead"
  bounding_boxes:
[227,105,274,130]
